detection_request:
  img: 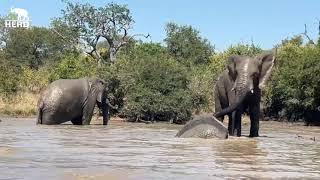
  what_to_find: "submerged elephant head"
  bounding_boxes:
[215,52,275,117]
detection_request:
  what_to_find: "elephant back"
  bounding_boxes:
[42,79,88,111]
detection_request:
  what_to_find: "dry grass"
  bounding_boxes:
[0,92,39,117]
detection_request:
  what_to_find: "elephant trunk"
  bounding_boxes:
[214,90,248,118]
[100,92,109,125]
[215,65,251,118]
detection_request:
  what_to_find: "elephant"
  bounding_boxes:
[37,77,116,125]
[214,52,275,137]
[214,67,235,133]
[175,113,228,139]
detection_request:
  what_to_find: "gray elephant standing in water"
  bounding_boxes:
[214,52,275,137]
[37,77,116,125]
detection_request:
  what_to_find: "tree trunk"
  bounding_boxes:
[109,47,117,63]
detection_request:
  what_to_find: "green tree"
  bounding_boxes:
[50,55,98,81]
[164,22,214,66]
[3,27,73,69]
[265,35,320,124]
[0,57,21,94]
[280,35,303,47]
[54,1,148,65]
[112,42,192,123]
[224,43,263,57]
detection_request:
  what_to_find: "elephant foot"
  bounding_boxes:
[249,132,259,138]
[71,119,83,125]
[249,133,259,138]
[249,128,259,137]
[228,128,241,137]
[234,129,241,137]
[228,128,235,136]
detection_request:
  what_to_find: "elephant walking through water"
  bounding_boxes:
[214,52,275,137]
[37,77,116,125]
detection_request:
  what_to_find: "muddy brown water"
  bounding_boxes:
[0,118,320,180]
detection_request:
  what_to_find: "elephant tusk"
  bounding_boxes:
[250,89,254,94]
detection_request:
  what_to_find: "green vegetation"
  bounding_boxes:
[115,43,192,123]
[0,1,319,124]
[265,36,320,124]
[165,22,214,66]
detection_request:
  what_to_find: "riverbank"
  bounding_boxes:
[0,92,316,130]
[0,92,39,117]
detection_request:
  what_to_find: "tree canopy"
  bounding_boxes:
[165,22,214,66]
[53,1,148,65]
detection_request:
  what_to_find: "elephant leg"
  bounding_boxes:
[249,103,260,137]
[40,111,60,125]
[234,106,244,137]
[71,117,82,125]
[227,112,234,135]
[227,88,236,135]
[82,102,96,125]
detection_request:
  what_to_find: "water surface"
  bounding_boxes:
[1,118,320,179]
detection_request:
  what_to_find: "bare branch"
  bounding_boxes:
[302,24,315,44]
[317,18,320,37]
[101,34,113,46]
[121,27,128,40]
[115,33,151,51]
[85,35,102,61]
[51,28,78,45]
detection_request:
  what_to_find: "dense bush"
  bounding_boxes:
[113,43,193,123]
[3,27,73,69]
[0,60,20,95]
[265,41,320,124]
[19,67,50,93]
[224,43,263,56]
[49,55,98,81]
[165,22,214,66]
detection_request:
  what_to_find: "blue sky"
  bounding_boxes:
[1,0,319,51]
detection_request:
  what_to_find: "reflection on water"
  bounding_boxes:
[1,118,320,179]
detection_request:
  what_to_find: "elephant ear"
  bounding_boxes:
[96,83,107,104]
[227,55,239,81]
[88,77,106,103]
[258,53,275,89]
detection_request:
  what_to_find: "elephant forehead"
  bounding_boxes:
[236,58,250,74]
[239,58,260,74]
[243,58,249,71]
